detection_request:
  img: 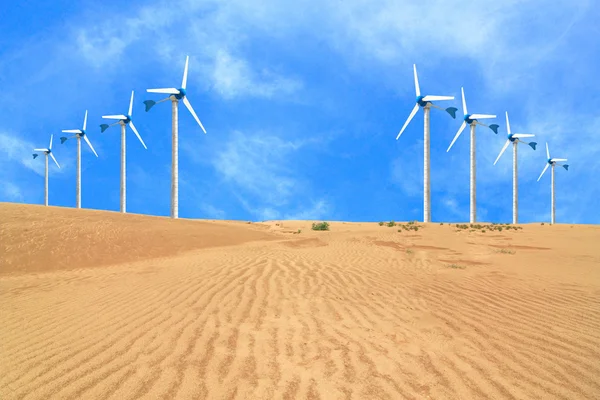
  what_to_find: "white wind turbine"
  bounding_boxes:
[100,90,148,213]
[396,64,457,223]
[446,87,499,223]
[144,55,207,219]
[60,110,99,208]
[537,143,568,224]
[493,112,537,224]
[32,134,61,206]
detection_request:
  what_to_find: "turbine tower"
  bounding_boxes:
[395,64,457,223]
[32,134,61,206]
[537,143,568,224]
[144,55,207,219]
[446,87,499,223]
[60,110,99,209]
[493,112,537,224]
[100,90,148,213]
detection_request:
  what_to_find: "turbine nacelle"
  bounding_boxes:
[33,134,60,167]
[144,56,207,134]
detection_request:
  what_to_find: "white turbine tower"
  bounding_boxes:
[493,112,537,224]
[144,55,207,219]
[60,110,99,209]
[446,87,499,223]
[396,64,457,223]
[537,143,568,224]
[100,90,148,213]
[32,134,61,206]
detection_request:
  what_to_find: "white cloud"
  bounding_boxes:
[0,180,24,201]
[213,130,306,206]
[0,132,49,176]
[199,203,226,219]
[211,130,330,219]
[212,50,302,99]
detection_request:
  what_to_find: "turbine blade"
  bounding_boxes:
[494,140,511,165]
[551,158,567,162]
[396,103,420,140]
[50,153,60,168]
[83,135,98,157]
[422,95,454,101]
[447,121,467,152]
[182,55,189,89]
[102,115,127,120]
[537,163,550,181]
[461,87,467,115]
[147,88,180,94]
[546,142,550,159]
[128,90,134,116]
[413,64,420,97]
[182,97,207,134]
[83,110,88,131]
[62,129,81,133]
[128,121,147,149]
[33,148,47,152]
[513,133,535,138]
[505,111,511,135]
[49,134,53,149]
[470,114,496,119]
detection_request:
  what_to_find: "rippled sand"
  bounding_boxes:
[1,203,599,399]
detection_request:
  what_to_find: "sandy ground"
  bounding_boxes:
[1,203,600,399]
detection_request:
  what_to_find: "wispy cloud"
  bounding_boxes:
[0,131,57,176]
[212,50,302,99]
[211,130,329,219]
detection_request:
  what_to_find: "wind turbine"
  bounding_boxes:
[144,55,207,219]
[537,143,568,224]
[32,134,60,206]
[100,90,148,213]
[396,64,457,223]
[446,87,499,223]
[60,110,99,209]
[493,112,537,224]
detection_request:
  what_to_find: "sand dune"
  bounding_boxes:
[1,204,600,399]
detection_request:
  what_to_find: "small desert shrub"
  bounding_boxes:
[541,222,545,225]
[406,249,414,254]
[497,248,515,254]
[440,222,444,225]
[297,229,302,234]
[447,264,465,269]
[379,221,385,226]
[387,220,396,227]
[311,222,330,231]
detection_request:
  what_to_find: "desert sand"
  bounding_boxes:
[1,202,599,399]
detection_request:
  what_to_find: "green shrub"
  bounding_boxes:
[379,221,385,226]
[311,222,330,231]
[387,220,396,227]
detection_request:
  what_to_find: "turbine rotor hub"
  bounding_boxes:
[174,88,187,100]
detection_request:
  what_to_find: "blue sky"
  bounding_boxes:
[1,0,598,223]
